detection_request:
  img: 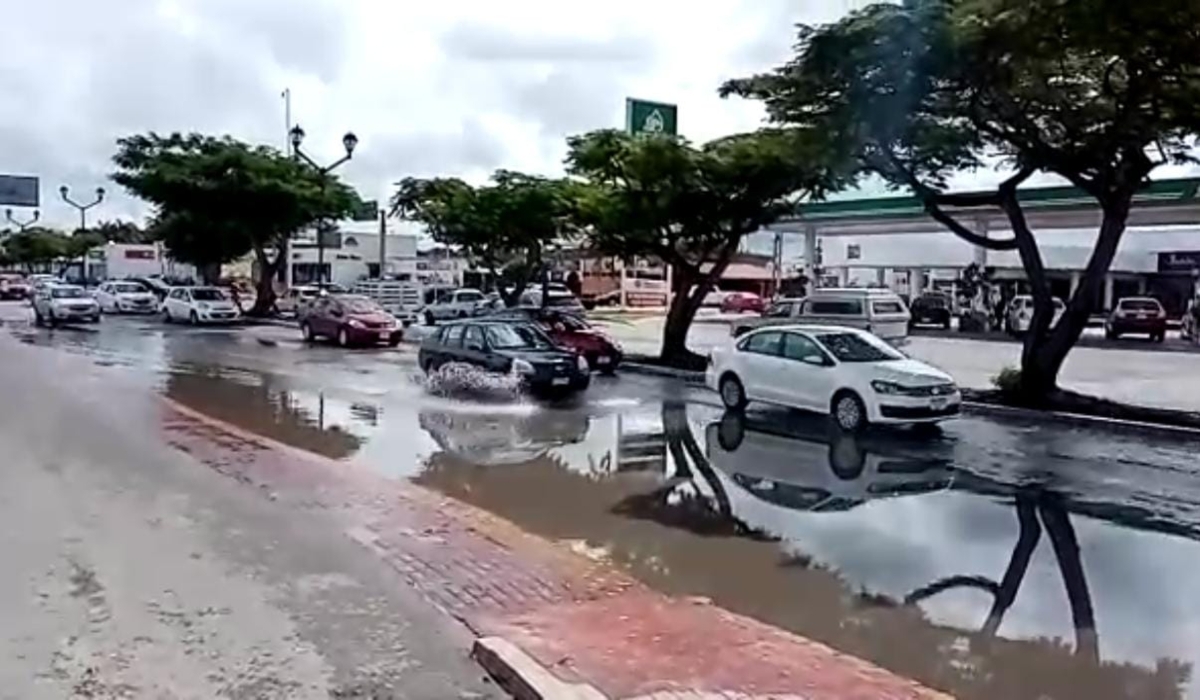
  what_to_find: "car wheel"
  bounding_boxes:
[337,328,349,347]
[162,309,172,324]
[942,317,952,330]
[828,434,866,480]
[425,311,435,326]
[1155,332,1166,343]
[457,310,468,319]
[719,373,747,412]
[1105,327,1118,340]
[189,310,199,325]
[301,322,314,342]
[716,412,745,451]
[33,310,43,326]
[388,336,401,348]
[831,390,867,433]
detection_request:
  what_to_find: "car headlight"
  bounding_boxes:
[196,302,210,310]
[348,319,365,329]
[871,380,904,395]
[576,354,589,372]
[512,359,536,375]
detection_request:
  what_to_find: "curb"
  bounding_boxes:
[619,360,1200,440]
[471,637,608,700]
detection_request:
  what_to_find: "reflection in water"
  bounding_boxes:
[164,368,367,460]
[415,401,1192,700]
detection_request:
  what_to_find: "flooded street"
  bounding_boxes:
[7,304,1200,699]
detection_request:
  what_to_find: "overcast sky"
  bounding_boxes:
[5,0,1197,257]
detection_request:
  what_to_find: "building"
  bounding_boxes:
[85,242,198,282]
[281,220,420,288]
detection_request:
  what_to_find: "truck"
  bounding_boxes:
[351,279,423,327]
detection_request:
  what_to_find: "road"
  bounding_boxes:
[6,302,1200,699]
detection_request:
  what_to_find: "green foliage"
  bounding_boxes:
[391,170,576,303]
[2,227,68,267]
[992,366,1023,396]
[721,0,1200,193]
[93,219,152,244]
[111,132,360,267]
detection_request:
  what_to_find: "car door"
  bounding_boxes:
[95,283,110,310]
[778,332,837,412]
[308,297,332,336]
[460,325,492,370]
[438,324,465,367]
[165,289,183,318]
[736,331,786,403]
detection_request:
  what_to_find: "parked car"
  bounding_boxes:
[720,291,765,314]
[277,285,323,317]
[707,325,960,432]
[423,288,488,324]
[1004,295,1065,336]
[1183,298,1200,343]
[485,307,623,373]
[1106,297,1167,342]
[518,284,586,313]
[735,288,911,345]
[32,284,101,325]
[300,294,402,347]
[0,274,31,300]
[94,280,158,314]
[908,292,952,330]
[161,286,241,324]
[418,319,591,396]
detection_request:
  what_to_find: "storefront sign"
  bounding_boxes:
[1158,251,1200,273]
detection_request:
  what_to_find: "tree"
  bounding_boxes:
[566,129,846,366]
[391,170,575,307]
[721,0,1200,400]
[93,219,152,244]
[1,227,68,272]
[112,133,360,315]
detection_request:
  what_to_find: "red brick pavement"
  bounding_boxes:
[161,399,952,699]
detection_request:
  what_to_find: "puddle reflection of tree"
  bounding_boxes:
[164,369,364,459]
[620,402,1190,700]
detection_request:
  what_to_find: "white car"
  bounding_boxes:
[707,325,960,432]
[1005,295,1065,335]
[94,281,159,314]
[32,284,101,325]
[161,287,241,324]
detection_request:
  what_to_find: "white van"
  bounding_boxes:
[733,288,911,343]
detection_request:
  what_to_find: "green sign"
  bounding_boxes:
[625,98,678,136]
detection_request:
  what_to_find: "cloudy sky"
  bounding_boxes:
[1,0,885,229]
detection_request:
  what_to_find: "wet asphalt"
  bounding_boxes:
[6,302,1200,700]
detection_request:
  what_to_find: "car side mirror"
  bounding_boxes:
[803,354,830,367]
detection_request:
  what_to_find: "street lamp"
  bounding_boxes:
[4,208,39,232]
[290,124,357,287]
[60,185,105,282]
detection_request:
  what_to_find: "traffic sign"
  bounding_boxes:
[625,98,678,137]
[0,175,38,207]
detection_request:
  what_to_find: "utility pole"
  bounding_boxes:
[282,88,293,289]
[290,124,358,288]
[59,186,105,282]
[377,209,387,279]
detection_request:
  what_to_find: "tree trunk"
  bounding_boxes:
[660,239,740,368]
[248,247,282,317]
[1004,193,1132,402]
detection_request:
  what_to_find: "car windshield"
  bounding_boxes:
[816,332,904,363]
[341,297,381,313]
[191,289,225,301]
[51,287,88,299]
[918,296,946,308]
[113,283,145,294]
[486,324,550,350]
[1120,300,1160,311]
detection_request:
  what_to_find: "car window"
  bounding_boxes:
[805,299,864,316]
[463,325,485,351]
[815,332,904,363]
[781,333,828,364]
[442,325,465,348]
[1119,299,1162,311]
[51,287,88,299]
[486,324,551,349]
[341,296,380,313]
[872,301,905,314]
[739,331,783,357]
[190,289,225,301]
[169,289,185,300]
[457,291,484,303]
[113,283,144,294]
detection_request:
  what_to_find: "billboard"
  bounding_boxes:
[0,175,38,207]
[625,98,678,137]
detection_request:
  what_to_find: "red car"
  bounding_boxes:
[300,294,403,347]
[720,291,765,314]
[490,308,623,373]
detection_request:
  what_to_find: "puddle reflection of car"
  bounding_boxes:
[705,413,954,513]
[419,408,590,465]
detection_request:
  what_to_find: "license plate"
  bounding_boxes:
[596,356,611,365]
[551,377,570,386]
[379,331,389,340]
[930,398,949,410]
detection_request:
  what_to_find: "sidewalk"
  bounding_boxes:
[162,400,949,699]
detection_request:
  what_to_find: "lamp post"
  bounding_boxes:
[60,186,105,282]
[4,208,39,232]
[289,125,357,287]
